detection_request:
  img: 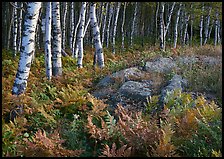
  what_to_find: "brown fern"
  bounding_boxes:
[100,143,132,157]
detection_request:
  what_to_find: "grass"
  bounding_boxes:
[2,44,222,157]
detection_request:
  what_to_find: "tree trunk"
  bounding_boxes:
[62,2,67,49]
[159,2,165,51]
[69,2,74,50]
[77,2,87,68]
[45,2,52,80]
[17,2,23,52]
[13,2,18,57]
[121,2,127,51]
[203,6,212,45]
[130,2,138,47]
[101,2,108,47]
[208,19,214,40]
[106,3,113,48]
[214,11,218,46]
[52,2,62,76]
[183,13,190,45]
[199,3,204,46]
[155,2,159,45]
[112,2,121,54]
[72,10,81,58]
[164,2,175,37]
[173,3,182,48]
[90,2,104,68]
[12,2,41,95]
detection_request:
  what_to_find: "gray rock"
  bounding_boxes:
[119,81,152,101]
[176,56,199,65]
[159,74,187,106]
[96,67,145,88]
[144,57,177,73]
[201,56,221,65]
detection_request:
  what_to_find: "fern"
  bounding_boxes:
[100,143,132,157]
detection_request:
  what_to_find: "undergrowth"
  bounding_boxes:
[2,45,222,157]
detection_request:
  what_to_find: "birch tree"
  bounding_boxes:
[155,2,159,45]
[199,3,204,46]
[69,2,74,50]
[159,2,165,51]
[101,2,108,46]
[183,12,190,45]
[130,2,138,47]
[214,11,219,46]
[112,2,121,54]
[52,2,62,76]
[45,2,52,80]
[17,2,23,52]
[203,6,212,45]
[62,2,67,49]
[90,2,104,68]
[106,3,114,48]
[77,2,87,68]
[13,2,18,57]
[121,2,127,51]
[12,2,41,95]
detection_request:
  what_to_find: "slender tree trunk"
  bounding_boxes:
[62,2,67,49]
[121,2,127,51]
[52,2,62,76]
[72,11,81,58]
[45,2,52,80]
[13,2,18,57]
[90,2,104,68]
[183,13,190,45]
[217,19,221,45]
[159,2,165,51]
[7,9,14,50]
[199,3,204,46]
[203,6,212,45]
[174,3,182,48]
[214,11,218,46]
[106,3,113,48]
[77,2,87,68]
[101,2,108,47]
[155,2,159,45]
[17,2,23,52]
[130,2,138,47]
[164,2,175,37]
[112,2,121,54]
[190,4,194,47]
[98,2,103,30]
[69,2,74,50]
[12,2,41,95]
[208,19,214,40]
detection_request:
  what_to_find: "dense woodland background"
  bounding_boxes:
[2,2,222,157]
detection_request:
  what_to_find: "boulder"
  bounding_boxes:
[96,67,146,88]
[159,74,187,106]
[119,81,152,101]
[144,57,177,73]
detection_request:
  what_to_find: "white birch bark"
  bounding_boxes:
[199,3,204,46]
[45,2,52,80]
[77,2,87,68]
[90,2,104,68]
[121,2,127,51]
[69,2,74,50]
[17,2,23,52]
[159,2,165,51]
[214,11,218,46]
[190,4,193,46]
[203,6,212,45]
[174,3,182,48]
[106,3,113,48]
[112,2,121,54]
[164,2,175,37]
[72,13,81,58]
[155,2,159,45]
[183,13,190,45]
[217,19,221,45]
[208,19,214,40]
[13,2,18,57]
[130,2,138,47]
[62,2,67,49]
[101,2,108,46]
[52,2,62,76]
[12,2,41,95]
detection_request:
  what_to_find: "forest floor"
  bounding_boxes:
[2,44,222,157]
